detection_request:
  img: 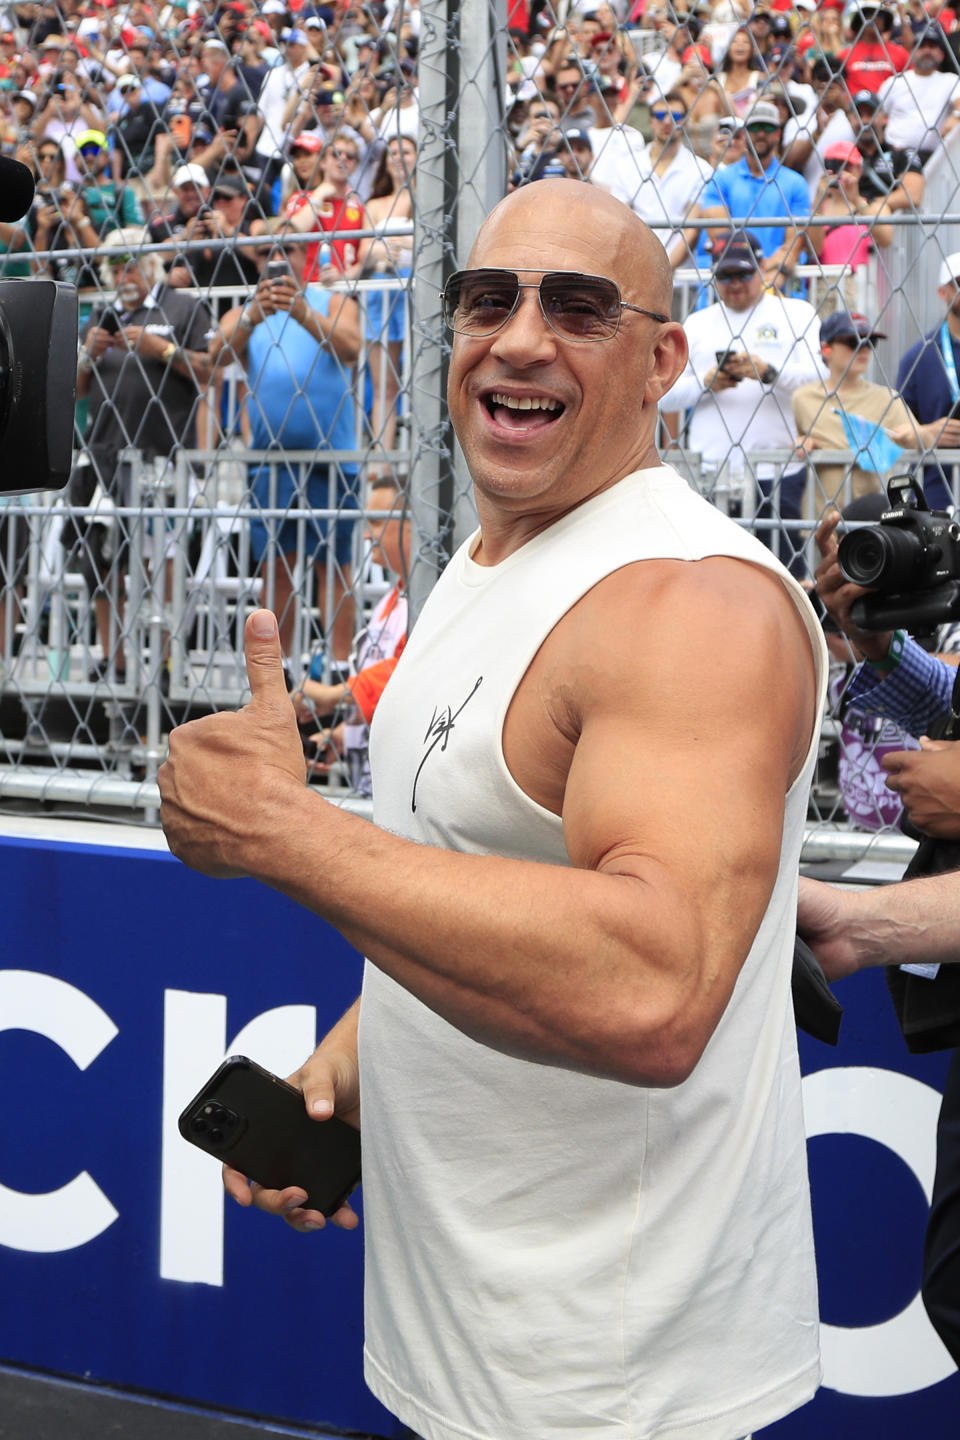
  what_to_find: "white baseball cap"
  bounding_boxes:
[173,163,210,189]
[939,251,960,286]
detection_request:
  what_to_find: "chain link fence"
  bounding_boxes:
[1,0,959,863]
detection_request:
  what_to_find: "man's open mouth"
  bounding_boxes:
[483,392,565,430]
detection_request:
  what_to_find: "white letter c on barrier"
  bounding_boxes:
[0,969,119,1252]
[803,1065,955,1396]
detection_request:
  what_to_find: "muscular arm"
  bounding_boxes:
[161,560,818,1088]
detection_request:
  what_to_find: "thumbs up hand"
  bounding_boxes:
[159,610,307,877]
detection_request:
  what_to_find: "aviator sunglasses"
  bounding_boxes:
[441,268,669,342]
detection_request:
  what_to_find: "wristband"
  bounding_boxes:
[868,628,907,673]
[238,307,256,331]
[77,347,93,374]
[160,341,177,364]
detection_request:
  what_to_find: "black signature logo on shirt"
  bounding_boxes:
[411,676,483,813]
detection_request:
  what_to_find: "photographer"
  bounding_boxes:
[165,173,259,306]
[811,499,960,1366]
[71,228,212,681]
[813,506,959,737]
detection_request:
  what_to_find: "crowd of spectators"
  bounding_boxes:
[4,0,960,792]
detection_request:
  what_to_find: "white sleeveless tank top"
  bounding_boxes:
[359,465,827,1440]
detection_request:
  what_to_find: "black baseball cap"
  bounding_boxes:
[712,229,763,274]
[852,88,881,109]
[820,310,887,345]
[212,174,248,198]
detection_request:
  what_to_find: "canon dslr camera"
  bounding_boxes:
[838,475,960,632]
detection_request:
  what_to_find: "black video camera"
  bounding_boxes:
[837,475,960,632]
[0,154,78,495]
[0,278,78,495]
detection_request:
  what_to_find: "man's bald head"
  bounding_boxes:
[468,180,673,319]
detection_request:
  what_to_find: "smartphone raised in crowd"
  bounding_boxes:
[266,259,293,281]
[178,1055,361,1216]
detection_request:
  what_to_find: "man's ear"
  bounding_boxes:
[644,322,688,406]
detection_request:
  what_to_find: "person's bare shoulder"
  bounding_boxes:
[554,556,819,780]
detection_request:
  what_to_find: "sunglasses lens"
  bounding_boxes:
[540,273,621,340]
[444,270,623,341]
[445,270,519,335]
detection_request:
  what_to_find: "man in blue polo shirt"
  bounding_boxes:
[699,98,810,290]
[211,243,362,665]
[896,250,960,511]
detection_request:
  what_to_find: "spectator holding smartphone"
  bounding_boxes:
[211,242,361,662]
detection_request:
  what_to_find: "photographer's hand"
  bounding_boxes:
[813,510,893,663]
[883,739,960,838]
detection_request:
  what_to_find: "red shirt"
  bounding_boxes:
[283,190,365,280]
[840,38,911,92]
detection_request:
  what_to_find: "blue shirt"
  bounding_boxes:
[246,285,357,466]
[699,156,810,258]
[847,635,955,736]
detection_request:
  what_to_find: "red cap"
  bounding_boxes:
[824,140,863,166]
[682,43,713,68]
[290,131,323,152]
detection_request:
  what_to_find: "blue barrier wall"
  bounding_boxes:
[0,822,957,1437]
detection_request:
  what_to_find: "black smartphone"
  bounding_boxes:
[178,1055,361,1216]
[99,308,120,335]
[715,349,737,370]
[948,397,960,421]
[266,259,292,281]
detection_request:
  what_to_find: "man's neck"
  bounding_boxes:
[650,135,679,164]
[746,150,775,177]
[831,370,867,394]
[946,309,960,341]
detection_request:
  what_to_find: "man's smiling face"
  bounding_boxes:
[446,180,685,531]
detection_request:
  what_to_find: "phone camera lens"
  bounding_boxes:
[191,1117,208,1133]
[209,1127,223,1143]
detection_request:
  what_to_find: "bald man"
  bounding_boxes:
[159,181,827,1440]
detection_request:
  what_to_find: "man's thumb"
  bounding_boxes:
[244,609,288,702]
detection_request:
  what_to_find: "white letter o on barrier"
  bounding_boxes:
[0,969,119,1252]
[802,1065,955,1396]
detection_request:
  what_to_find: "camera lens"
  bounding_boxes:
[838,524,924,589]
[191,1116,208,1133]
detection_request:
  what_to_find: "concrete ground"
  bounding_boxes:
[0,1364,382,1440]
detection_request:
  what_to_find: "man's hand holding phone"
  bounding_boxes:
[220,1034,361,1234]
[708,349,741,390]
